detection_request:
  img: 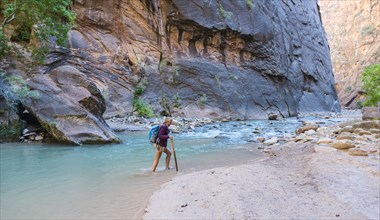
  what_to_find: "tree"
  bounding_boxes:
[361,64,380,107]
[1,0,75,62]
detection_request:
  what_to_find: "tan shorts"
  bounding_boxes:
[154,144,165,153]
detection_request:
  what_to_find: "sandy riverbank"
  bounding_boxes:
[143,119,380,219]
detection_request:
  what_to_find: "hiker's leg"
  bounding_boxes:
[152,150,162,172]
[164,147,172,169]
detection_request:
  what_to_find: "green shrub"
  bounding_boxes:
[0,120,20,141]
[219,4,233,20]
[31,46,49,65]
[344,86,352,94]
[132,78,153,117]
[361,64,380,106]
[0,29,10,59]
[219,4,225,18]
[361,25,375,36]
[0,72,40,107]
[199,94,208,108]
[356,101,363,109]
[159,96,171,116]
[173,93,182,109]
[133,99,154,118]
[1,0,75,62]
[246,0,253,10]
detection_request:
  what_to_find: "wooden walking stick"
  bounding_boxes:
[170,139,178,172]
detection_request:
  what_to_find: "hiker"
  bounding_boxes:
[152,117,173,172]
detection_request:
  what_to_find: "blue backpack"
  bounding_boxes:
[148,125,160,143]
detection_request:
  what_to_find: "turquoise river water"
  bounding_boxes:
[0,116,350,219]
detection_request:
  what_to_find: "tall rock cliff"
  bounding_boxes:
[319,0,380,108]
[68,0,340,119]
[0,0,341,144]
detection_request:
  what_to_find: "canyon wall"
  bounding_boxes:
[1,0,342,144]
[319,0,380,108]
[68,0,340,119]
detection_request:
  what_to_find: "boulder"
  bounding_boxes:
[317,138,333,144]
[336,132,355,141]
[268,113,278,120]
[264,137,278,145]
[296,124,319,135]
[331,141,356,149]
[257,137,265,143]
[25,65,121,145]
[352,121,380,130]
[304,129,316,136]
[348,148,368,156]
[354,128,372,136]
[369,128,380,134]
[362,107,380,120]
[340,126,354,133]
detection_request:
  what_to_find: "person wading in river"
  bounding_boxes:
[152,117,173,172]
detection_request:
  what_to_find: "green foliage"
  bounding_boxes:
[0,29,11,59]
[246,0,253,10]
[173,93,182,109]
[173,66,180,76]
[159,58,180,77]
[215,75,222,88]
[133,99,154,118]
[159,96,171,116]
[219,4,226,18]
[361,25,375,36]
[132,78,153,118]
[134,78,148,97]
[219,4,233,20]
[0,120,20,141]
[100,88,109,102]
[344,86,352,94]
[199,94,208,109]
[31,45,49,65]
[159,58,169,68]
[1,0,75,62]
[356,101,363,109]
[0,72,40,107]
[361,64,380,106]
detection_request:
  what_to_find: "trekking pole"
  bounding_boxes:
[170,139,178,172]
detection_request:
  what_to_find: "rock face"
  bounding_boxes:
[318,0,380,108]
[362,106,380,120]
[65,0,339,119]
[25,65,121,145]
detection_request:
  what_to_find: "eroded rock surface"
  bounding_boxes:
[319,0,380,108]
[2,0,342,144]
[25,65,120,145]
[66,0,340,119]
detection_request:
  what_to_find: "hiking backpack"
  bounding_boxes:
[148,125,160,143]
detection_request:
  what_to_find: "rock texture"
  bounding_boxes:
[1,0,342,144]
[362,106,380,120]
[319,0,380,108]
[25,65,121,145]
[67,0,339,119]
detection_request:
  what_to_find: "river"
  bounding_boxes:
[0,113,356,219]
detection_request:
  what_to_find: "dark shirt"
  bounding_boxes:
[157,124,170,147]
